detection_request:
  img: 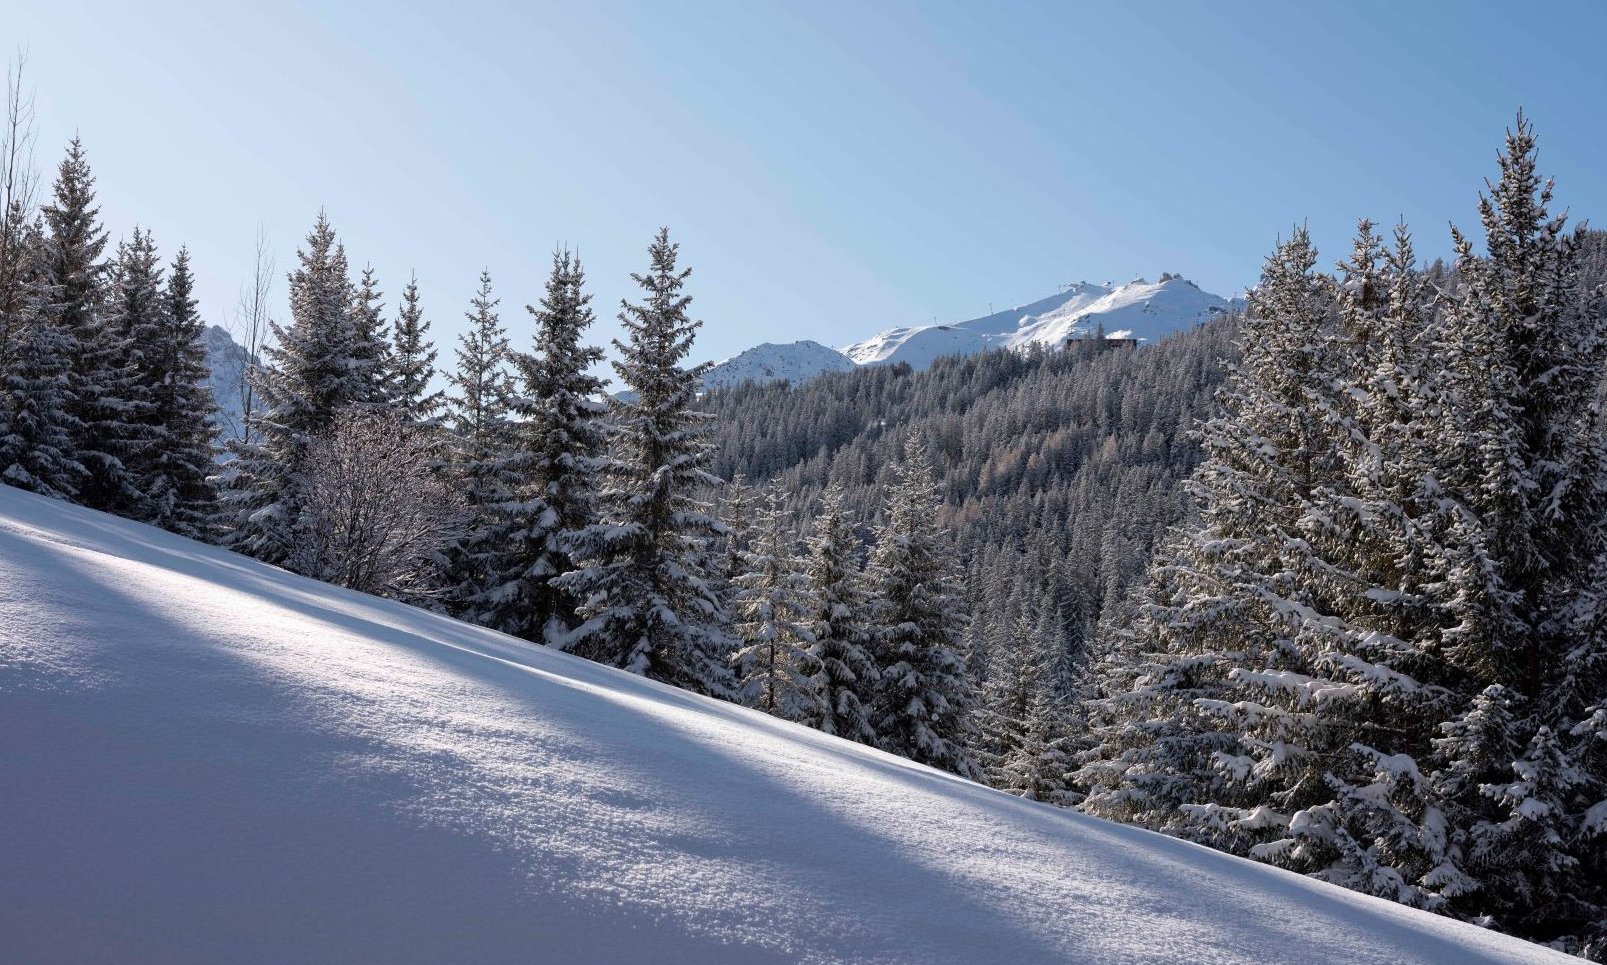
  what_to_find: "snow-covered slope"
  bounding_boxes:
[701,340,856,391]
[0,486,1569,965]
[843,276,1233,369]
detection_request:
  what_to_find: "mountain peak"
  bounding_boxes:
[840,275,1233,369]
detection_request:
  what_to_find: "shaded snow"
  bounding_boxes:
[0,486,1570,965]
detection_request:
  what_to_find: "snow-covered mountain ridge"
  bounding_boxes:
[0,485,1570,964]
[692,274,1235,392]
[841,274,1235,369]
[700,339,856,391]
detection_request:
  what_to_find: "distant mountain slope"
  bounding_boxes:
[843,275,1234,369]
[202,323,253,441]
[0,484,1570,965]
[701,340,856,391]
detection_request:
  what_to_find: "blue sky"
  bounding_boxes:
[11,0,1607,368]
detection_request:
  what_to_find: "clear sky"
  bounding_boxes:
[11,0,1607,369]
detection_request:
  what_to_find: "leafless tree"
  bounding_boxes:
[293,411,461,598]
[226,224,276,445]
[0,49,38,374]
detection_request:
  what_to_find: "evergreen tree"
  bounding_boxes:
[42,137,141,513]
[1076,225,1457,902]
[470,250,607,642]
[439,269,516,612]
[222,212,362,563]
[1428,115,1607,951]
[0,214,82,497]
[349,264,392,406]
[982,594,1077,803]
[388,273,444,424]
[731,484,820,719]
[865,434,980,778]
[443,270,513,458]
[799,484,878,743]
[139,246,218,536]
[102,228,167,519]
[557,229,732,696]
[716,471,754,597]
[1073,121,1607,951]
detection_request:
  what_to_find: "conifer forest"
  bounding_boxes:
[2,23,1605,962]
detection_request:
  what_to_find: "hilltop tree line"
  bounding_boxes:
[1,61,1602,956]
[0,127,983,780]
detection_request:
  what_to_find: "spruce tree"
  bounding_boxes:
[0,214,82,497]
[865,434,980,778]
[42,137,142,513]
[799,484,878,743]
[470,250,607,642]
[1073,122,1607,952]
[1076,226,1466,900]
[439,269,516,613]
[102,228,166,518]
[222,212,363,563]
[982,594,1077,803]
[388,273,444,424]
[716,472,755,597]
[557,228,733,696]
[731,484,820,719]
[138,246,218,536]
[1427,115,1607,952]
[443,270,513,459]
[349,264,392,406]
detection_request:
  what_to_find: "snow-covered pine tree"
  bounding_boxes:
[1077,123,1607,951]
[469,249,607,643]
[865,434,980,778]
[221,212,363,563]
[443,270,514,460]
[557,229,733,697]
[715,471,754,598]
[799,483,879,743]
[1426,114,1607,953]
[42,137,143,514]
[100,228,167,521]
[731,484,820,719]
[981,593,1078,803]
[388,273,445,424]
[1075,225,1458,906]
[135,246,218,537]
[0,213,83,497]
[1075,231,1338,836]
[438,269,516,613]
[349,264,392,407]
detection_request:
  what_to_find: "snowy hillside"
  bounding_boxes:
[202,323,253,441]
[701,339,856,391]
[843,276,1233,369]
[0,486,1571,964]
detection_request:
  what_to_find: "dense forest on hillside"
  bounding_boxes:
[705,321,1236,666]
[2,43,1604,956]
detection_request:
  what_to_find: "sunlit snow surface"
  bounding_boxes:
[842,277,1232,369]
[0,486,1571,964]
[702,340,857,391]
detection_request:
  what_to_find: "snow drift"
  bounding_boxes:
[0,485,1571,964]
